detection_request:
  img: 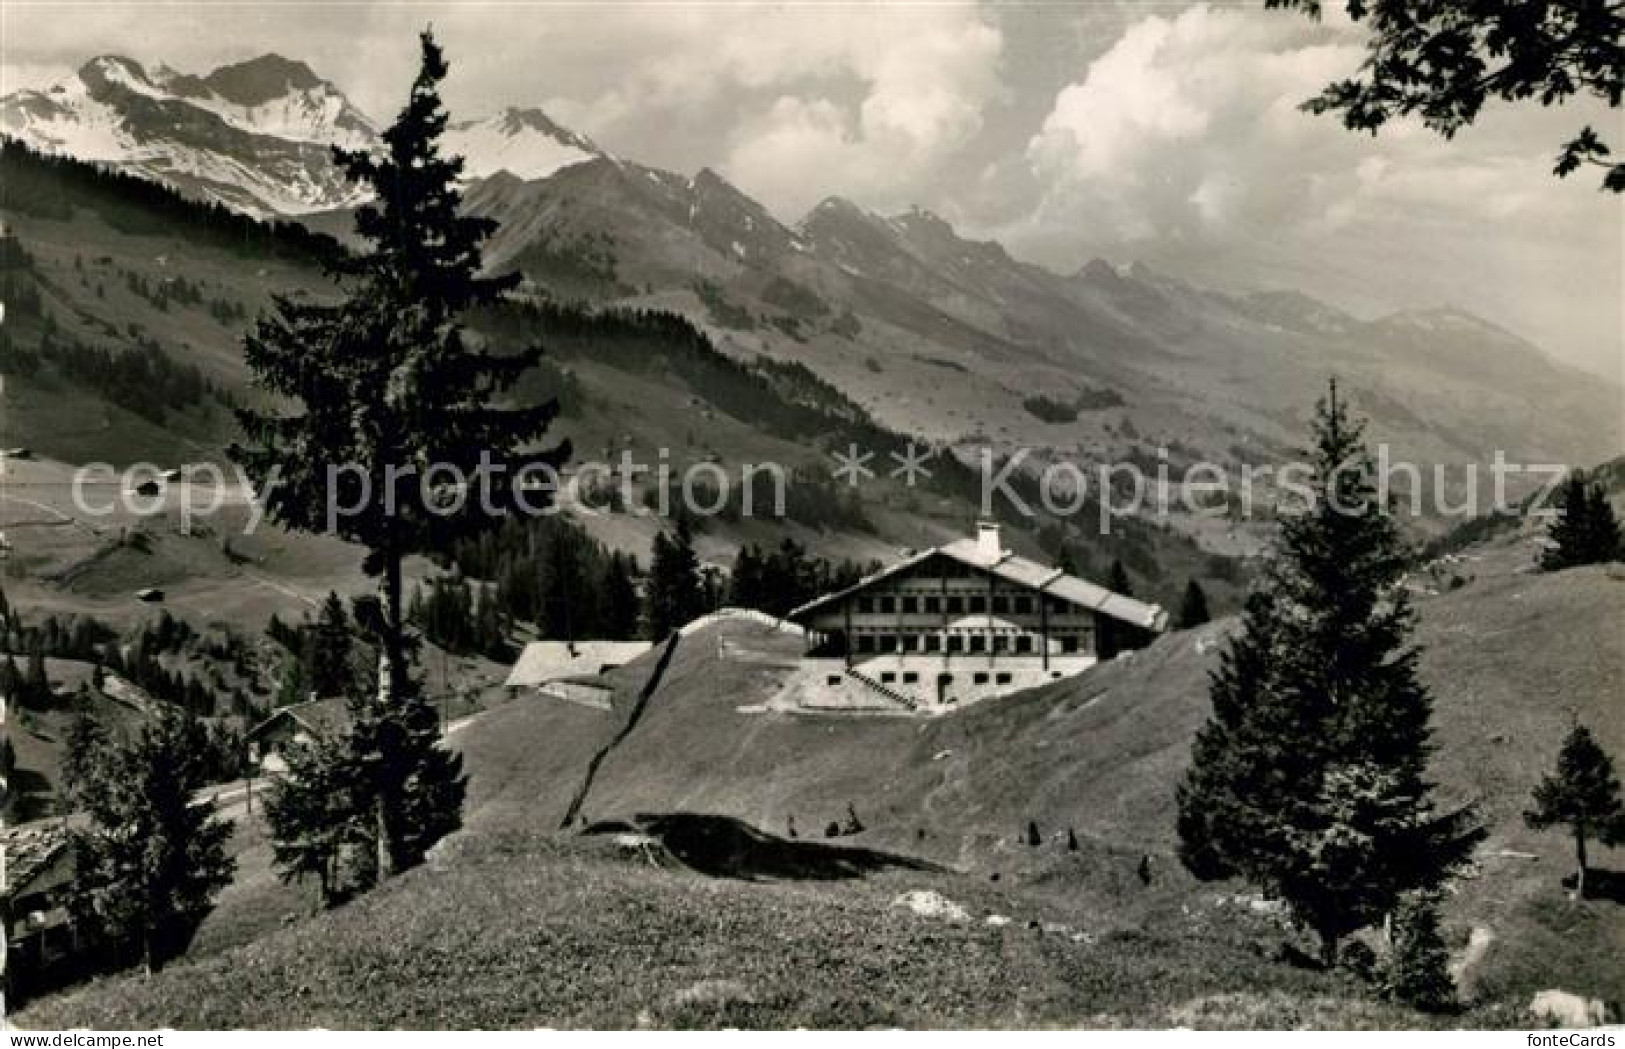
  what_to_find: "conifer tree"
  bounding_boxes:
[23,647,49,707]
[541,526,585,642]
[305,591,355,697]
[600,553,641,640]
[0,735,15,814]
[1589,482,1623,562]
[61,708,111,809]
[69,711,234,973]
[645,520,703,638]
[1176,381,1483,967]
[0,654,21,703]
[1541,470,1622,571]
[1524,723,1625,898]
[230,30,561,877]
[1383,891,1456,1012]
[1177,579,1212,629]
[1100,560,1150,656]
[262,732,372,908]
[730,545,766,610]
[1107,559,1133,597]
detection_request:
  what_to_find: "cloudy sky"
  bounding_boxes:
[4,0,1621,379]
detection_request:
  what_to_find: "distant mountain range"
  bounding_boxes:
[0,55,602,214]
[4,51,1620,493]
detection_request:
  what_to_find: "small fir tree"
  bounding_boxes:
[1524,723,1625,899]
[68,712,234,973]
[60,708,111,808]
[262,732,373,908]
[1177,579,1212,629]
[1383,891,1456,1013]
[1540,469,1621,571]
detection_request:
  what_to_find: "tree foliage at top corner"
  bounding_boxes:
[1269,0,1625,191]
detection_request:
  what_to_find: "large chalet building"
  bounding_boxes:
[786,522,1166,711]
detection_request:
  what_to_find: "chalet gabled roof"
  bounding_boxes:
[788,539,1168,631]
[246,695,353,743]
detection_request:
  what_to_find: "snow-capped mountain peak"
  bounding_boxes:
[164,53,378,149]
[443,106,600,181]
[0,52,609,213]
[1,53,380,215]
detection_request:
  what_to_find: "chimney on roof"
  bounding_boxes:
[975,520,1003,561]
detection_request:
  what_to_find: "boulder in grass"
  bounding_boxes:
[1529,990,1610,1028]
[890,890,969,922]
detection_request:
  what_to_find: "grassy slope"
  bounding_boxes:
[22,829,1443,1030]
[19,539,1622,1028]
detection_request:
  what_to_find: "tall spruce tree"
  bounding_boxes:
[1541,469,1622,571]
[1524,723,1624,899]
[599,553,641,640]
[645,520,703,638]
[305,592,356,698]
[69,711,234,973]
[230,31,563,877]
[1176,381,1483,967]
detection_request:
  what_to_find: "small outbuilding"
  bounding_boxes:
[246,695,354,772]
[505,641,654,691]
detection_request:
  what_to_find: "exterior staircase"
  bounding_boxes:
[843,667,919,712]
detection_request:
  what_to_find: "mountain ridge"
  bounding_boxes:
[4,52,1619,520]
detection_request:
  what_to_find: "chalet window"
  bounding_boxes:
[1014,636,1034,654]
[946,596,964,614]
[947,635,965,653]
[878,596,896,613]
[973,672,989,685]
[923,596,941,613]
[826,675,843,686]
[1014,596,1034,614]
[880,672,896,684]
[969,635,987,654]
[857,635,875,653]
[923,635,942,653]
[995,672,1012,685]
[902,672,919,684]
[1061,635,1080,653]
[858,597,875,613]
[900,596,919,614]
[969,595,987,613]
[992,595,1009,613]
[991,635,1008,653]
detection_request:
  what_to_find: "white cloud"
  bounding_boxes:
[1006,3,1622,379]
[711,7,1004,217]
[1025,4,1365,241]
